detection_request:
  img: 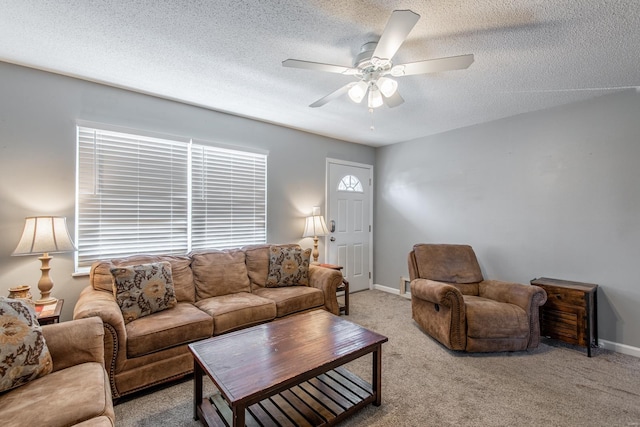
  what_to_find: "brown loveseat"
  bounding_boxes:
[408,244,547,352]
[0,317,114,426]
[73,244,344,399]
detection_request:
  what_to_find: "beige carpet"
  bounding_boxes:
[114,290,640,426]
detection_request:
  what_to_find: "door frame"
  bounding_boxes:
[325,158,374,290]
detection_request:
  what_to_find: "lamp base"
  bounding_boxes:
[35,296,57,306]
[36,253,56,307]
[311,236,321,264]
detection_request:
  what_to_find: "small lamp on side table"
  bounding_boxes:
[12,216,77,306]
[302,207,330,264]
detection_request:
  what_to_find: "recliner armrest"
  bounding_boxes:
[411,278,465,309]
[42,316,105,372]
[479,280,547,311]
[479,280,548,349]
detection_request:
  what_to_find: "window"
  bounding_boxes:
[337,175,364,192]
[76,125,267,272]
[191,144,266,251]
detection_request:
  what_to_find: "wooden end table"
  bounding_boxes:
[36,299,64,325]
[320,263,349,315]
[531,277,598,357]
[189,310,387,426]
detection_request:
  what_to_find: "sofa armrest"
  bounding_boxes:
[42,317,104,372]
[308,265,343,315]
[73,286,127,380]
[410,278,465,309]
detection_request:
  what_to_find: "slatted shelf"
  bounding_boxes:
[200,367,373,427]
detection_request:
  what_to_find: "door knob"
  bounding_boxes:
[330,237,336,242]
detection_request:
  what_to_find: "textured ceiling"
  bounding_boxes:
[1,1,639,147]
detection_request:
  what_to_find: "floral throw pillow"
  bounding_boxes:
[0,297,53,393]
[111,262,177,324]
[266,246,311,287]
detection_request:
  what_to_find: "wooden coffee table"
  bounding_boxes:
[188,309,388,426]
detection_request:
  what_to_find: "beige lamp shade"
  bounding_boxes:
[302,215,330,238]
[303,206,330,238]
[12,216,76,305]
[13,216,76,255]
[302,207,329,264]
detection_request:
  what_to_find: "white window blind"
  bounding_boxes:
[76,126,267,272]
[191,144,267,250]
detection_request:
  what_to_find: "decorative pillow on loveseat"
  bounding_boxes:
[111,261,177,324]
[266,246,311,287]
[0,297,53,393]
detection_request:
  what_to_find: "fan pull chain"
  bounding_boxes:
[369,108,375,131]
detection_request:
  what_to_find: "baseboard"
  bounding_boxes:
[598,339,640,358]
[373,283,410,299]
[373,284,398,294]
[374,284,640,358]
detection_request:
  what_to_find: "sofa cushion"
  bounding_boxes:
[253,286,324,317]
[0,361,113,427]
[0,298,53,393]
[266,246,311,287]
[244,243,300,289]
[126,302,213,358]
[195,293,276,335]
[156,255,195,303]
[111,262,177,324]
[464,295,529,339]
[191,250,251,299]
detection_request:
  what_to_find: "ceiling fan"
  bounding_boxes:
[283,9,474,109]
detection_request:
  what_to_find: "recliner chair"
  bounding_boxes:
[408,244,547,352]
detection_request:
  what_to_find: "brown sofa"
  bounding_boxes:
[73,244,344,398]
[408,244,547,352]
[0,317,114,426]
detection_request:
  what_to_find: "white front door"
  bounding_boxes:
[326,159,373,292]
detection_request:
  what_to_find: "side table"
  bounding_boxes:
[531,277,598,357]
[36,299,64,326]
[319,264,349,315]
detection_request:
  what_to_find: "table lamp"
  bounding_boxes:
[302,207,330,264]
[12,216,77,305]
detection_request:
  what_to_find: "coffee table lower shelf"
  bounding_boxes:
[197,367,373,427]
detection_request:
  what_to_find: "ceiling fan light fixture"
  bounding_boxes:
[348,81,368,103]
[377,77,398,97]
[368,86,384,109]
[284,9,473,111]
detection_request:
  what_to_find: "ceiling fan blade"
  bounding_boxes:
[391,54,474,76]
[283,59,358,75]
[372,10,420,64]
[309,82,357,108]
[382,90,404,108]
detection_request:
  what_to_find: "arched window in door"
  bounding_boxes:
[337,175,364,192]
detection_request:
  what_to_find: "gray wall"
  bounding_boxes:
[374,89,640,349]
[0,61,375,321]
[4,58,639,350]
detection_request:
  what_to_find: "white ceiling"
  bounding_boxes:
[1,1,639,147]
